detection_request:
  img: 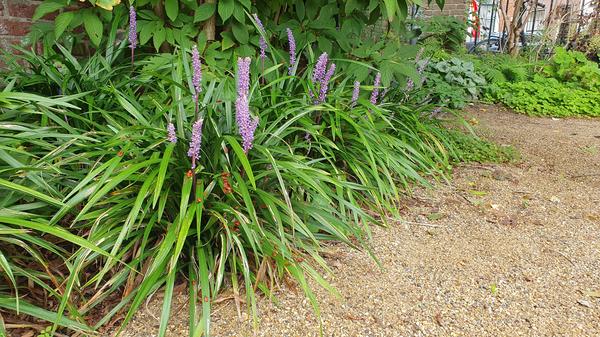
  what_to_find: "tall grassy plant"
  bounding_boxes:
[1,37,466,337]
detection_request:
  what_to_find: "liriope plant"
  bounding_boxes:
[0,18,464,337]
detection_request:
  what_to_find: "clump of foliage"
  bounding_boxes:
[543,47,600,91]
[445,130,518,163]
[417,58,486,109]
[27,0,433,89]
[485,75,600,117]
[0,16,484,336]
[417,15,468,53]
[471,54,532,85]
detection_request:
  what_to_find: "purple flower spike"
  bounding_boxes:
[406,78,414,91]
[312,52,329,83]
[318,63,336,103]
[287,28,296,75]
[236,92,259,153]
[237,57,251,96]
[415,47,424,63]
[370,72,381,105]
[351,81,360,107]
[187,119,204,168]
[380,88,389,103]
[417,59,429,74]
[128,6,137,50]
[236,57,258,153]
[253,14,268,61]
[167,123,177,143]
[191,45,202,101]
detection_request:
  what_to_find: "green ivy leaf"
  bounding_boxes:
[139,20,156,45]
[305,0,319,20]
[296,1,305,21]
[317,36,332,54]
[383,0,396,21]
[165,0,179,21]
[153,26,166,51]
[83,11,103,47]
[54,11,74,39]
[232,3,245,22]
[345,0,362,13]
[221,31,235,51]
[33,0,65,21]
[218,0,234,21]
[232,21,249,44]
[194,3,215,22]
[165,28,175,45]
[239,0,251,9]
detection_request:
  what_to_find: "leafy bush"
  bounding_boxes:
[0,29,476,336]
[416,58,486,109]
[485,76,600,117]
[543,47,600,91]
[445,130,518,163]
[472,54,532,85]
[22,1,428,92]
[418,16,468,53]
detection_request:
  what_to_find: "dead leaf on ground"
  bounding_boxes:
[434,312,443,326]
[577,299,593,308]
[584,290,600,298]
[468,190,487,197]
[426,212,445,221]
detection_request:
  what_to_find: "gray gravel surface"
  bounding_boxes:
[118,105,600,337]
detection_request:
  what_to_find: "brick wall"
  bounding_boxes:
[423,0,469,19]
[0,0,48,52]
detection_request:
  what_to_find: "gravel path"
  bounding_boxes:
[120,104,600,337]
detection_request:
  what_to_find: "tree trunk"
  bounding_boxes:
[154,0,172,52]
[203,0,217,41]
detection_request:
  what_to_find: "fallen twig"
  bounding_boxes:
[570,173,600,179]
[557,251,576,267]
[399,220,446,228]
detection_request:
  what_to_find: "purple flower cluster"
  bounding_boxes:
[351,81,360,107]
[415,47,424,63]
[312,52,329,83]
[236,57,259,153]
[128,6,137,50]
[187,119,204,168]
[286,28,296,75]
[418,59,430,84]
[370,72,381,104]
[237,57,251,95]
[318,63,336,103]
[406,49,429,91]
[191,45,202,101]
[253,14,268,61]
[406,78,414,91]
[311,53,336,104]
[167,123,177,143]
[380,88,389,102]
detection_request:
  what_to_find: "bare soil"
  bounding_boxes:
[119,104,600,337]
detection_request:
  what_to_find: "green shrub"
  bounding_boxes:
[445,130,518,163]
[418,16,468,53]
[543,47,600,90]
[417,58,486,109]
[485,76,600,117]
[0,34,476,336]
[472,54,533,85]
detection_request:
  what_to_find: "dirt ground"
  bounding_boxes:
[119,104,600,337]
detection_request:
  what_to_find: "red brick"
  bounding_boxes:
[0,18,32,36]
[0,36,24,53]
[8,0,56,20]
